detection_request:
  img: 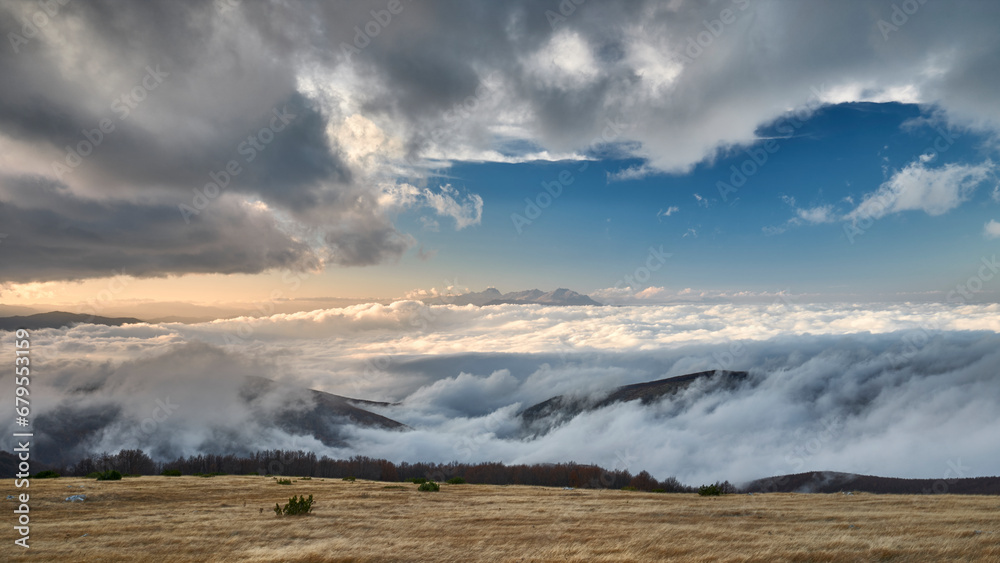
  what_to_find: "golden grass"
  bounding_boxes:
[3,476,999,562]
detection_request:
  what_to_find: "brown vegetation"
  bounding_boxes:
[4,476,1000,562]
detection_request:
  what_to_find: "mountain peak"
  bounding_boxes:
[419,288,602,307]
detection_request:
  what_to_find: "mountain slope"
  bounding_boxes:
[743,471,1000,495]
[422,288,602,306]
[239,376,407,446]
[32,376,406,466]
[0,311,143,331]
[484,288,602,306]
[520,370,749,432]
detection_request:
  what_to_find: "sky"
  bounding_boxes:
[1,0,999,311]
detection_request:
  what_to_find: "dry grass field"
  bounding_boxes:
[3,475,999,562]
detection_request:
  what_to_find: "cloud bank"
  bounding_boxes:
[4,302,1000,484]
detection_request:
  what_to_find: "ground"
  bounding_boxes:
[3,476,999,562]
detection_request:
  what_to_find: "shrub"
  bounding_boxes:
[96,470,122,481]
[446,477,466,485]
[276,478,293,485]
[123,474,142,478]
[161,469,182,476]
[85,472,101,479]
[651,488,666,493]
[417,481,440,492]
[274,494,313,516]
[300,476,312,480]
[698,484,723,496]
[341,476,356,482]
[33,470,60,479]
[405,477,426,484]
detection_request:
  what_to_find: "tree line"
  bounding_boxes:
[55,449,697,492]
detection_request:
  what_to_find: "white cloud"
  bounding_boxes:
[525,30,600,90]
[656,206,680,221]
[422,184,484,230]
[846,160,995,221]
[607,164,657,182]
[8,302,1000,485]
[985,219,1000,239]
[796,205,837,224]
[379,183,483,230]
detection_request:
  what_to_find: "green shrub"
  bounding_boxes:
[341,476,356,482]
[161,469,182,476]
[33,470,60,479]
[96,470,122,481]
[446,477,466,485]
[698,484,722,496]
[276,478,293,485]
[85,472,101,479]
[651,488,666,493]
[300,476,312,480]
[405,477,426,484]
[417,481,440,492]
[274,494,313,516]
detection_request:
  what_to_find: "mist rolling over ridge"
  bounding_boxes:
[4,301,999,486]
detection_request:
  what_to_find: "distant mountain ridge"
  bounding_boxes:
[430,288,602,306]
[0,311,144,331]
[31,375,406,466]
[744,471,1000,495]
[520,370,749,432]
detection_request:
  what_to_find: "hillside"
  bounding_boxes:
[426,288,602,306]
[32,376,406,466]
[520,370,749,432]
[0,311,144,331]
[239,376,407,444]
[745,471,1000,495]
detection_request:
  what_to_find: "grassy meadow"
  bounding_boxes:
[3,475,999,562]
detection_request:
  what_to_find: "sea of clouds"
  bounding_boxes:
[3,301,999,485]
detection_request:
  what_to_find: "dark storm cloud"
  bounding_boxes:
[0,0,375,281]
[0,175,319,282]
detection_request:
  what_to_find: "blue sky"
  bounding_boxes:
[391,102,998,300]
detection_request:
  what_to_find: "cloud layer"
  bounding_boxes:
[4,301,1000,484]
